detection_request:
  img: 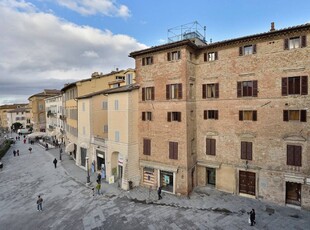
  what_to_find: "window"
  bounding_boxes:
[204,51,218,61]
[239,44,256,56]
[142,87,155,101]
[126,73,133,84]
[241,141,252,160]
[283,110,307,122]
[287,145,302,166]
[114,100,119,110]
[282,76,308,96]
[166,84,182,99]
[143,139,151,155]
[206,138,216,155]
[167,112,181,122]
[142,112,152,121]
[167,51,181,61]
[284,36,307,50]
[169,142,178,160]
[237,81,258,97]
[204,110,218,120]
[142,56,153,66]
[239,110,257,121]
[116,76,125,80]
[115,131,120,142]
[102,101,108,110]
[202,83,219,98]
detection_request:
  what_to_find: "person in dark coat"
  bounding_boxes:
[248,209,256,226]
[97,173,102,184]
[53,158,57,168]
[13,150,16,157]
[157,186,162,200]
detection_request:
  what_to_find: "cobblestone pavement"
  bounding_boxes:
[0,134,309,230]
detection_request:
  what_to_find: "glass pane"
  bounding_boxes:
[244,45,253,55]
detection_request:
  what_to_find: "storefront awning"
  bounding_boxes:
[140,160,178,172]
[65,142,74,152]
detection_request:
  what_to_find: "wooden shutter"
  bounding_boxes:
[252,111,257,121]
[204,110,208,120]
[202,84,207,99]
[178,112,181,122]
[215,51,218,60]
[151,87,155,100]
[169,142,173,159]
[300,110,307,122]
[237,82,242,97]
[301,76,308,95]
[253,44,257,54]
[247,142,252,160]
[174,142,178,159]
[253,81,258,97]
[142,58,145,66]
[167,52,171,61]
[142,112,146,121]
[282,78,288,96]
[239,111,243,121]
[167,112,171,122]
[301,35,307,48]
[241,142,247,159]
[295,146,302,166]
[142,88,145,101]
[177,51,181,59]
[143,139,147,155]
[204,53,207,62]
[283,110,289,121]
[150,56,153,64]
[211,139,216,155]
[206,138,211,155]
[287,145,294,165]
[239,46,243,56]
[166,85,170,99]
[284,38,289,50]
[215,83,219,98]
[214,110,219,120]
[149,112,152,121]
[178,84,182,99]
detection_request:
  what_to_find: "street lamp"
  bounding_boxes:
[85,156,90,184]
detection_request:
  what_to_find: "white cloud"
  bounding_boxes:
[56,0,131,18]
[0,1,146,105]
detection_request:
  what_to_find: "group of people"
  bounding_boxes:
[13,149,20,156]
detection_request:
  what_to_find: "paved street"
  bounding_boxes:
[0,135,309,230]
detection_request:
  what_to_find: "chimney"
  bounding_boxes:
[270,22,275,32]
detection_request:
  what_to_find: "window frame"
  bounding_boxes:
[239,110,257,121]
[284,36,307,50]
[239,44,257,56]
[203,110,219,120]
[167,112,181,122]
[169,141,178,160]
[241,141,252,160]
[204,51,218,61]
[167,51,181,61]
[142,112,152,121]
[142,87,155,101]
[283,110,307,122]
[287,145,302,166]
[237,80,258,97]
[282,76,308,96]
[142,56,153,66]
[202,83,219,99]
[143,138,151,156]
[166,84,182,100]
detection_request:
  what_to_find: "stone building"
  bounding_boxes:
[130,23,310,209]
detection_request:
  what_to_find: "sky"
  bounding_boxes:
[0,0,310,105]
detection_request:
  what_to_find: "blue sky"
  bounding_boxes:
[0,0,310,105]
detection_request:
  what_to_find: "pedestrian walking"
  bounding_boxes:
[96,182,101,195]
[248,208,256,226]
[36,195,43,211]
[157,186,162,200]
[45,143,48,151]
[13,150,16,157]
[53,158,57,168]
[23,139,26,144]
[28,147,32,154]
[17,150,19,156]
[97,172,101,184]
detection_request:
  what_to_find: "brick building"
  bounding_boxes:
[130,23,310,209]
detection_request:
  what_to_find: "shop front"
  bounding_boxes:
[160,170,174,193]
[96,150,106,179]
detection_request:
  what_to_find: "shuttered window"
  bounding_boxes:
[203,110,219,120]
[169,142,178,160]
[142,87,155,101]
[142,112,152,121]
[143,139,151,156]
[204,51,218,61]
[167,112,181,122]
[241,141,252,160]
[284,36,307,50]
[239,44,257,56]
[206,138,216,155]
[167,51,181,61]
[142,56,153,66]
[237,80,258,97]
[287,145,302,166]
[239,110,257,121]
[283,110,307,122]
[166,84,182,99]
[202,83,219,98]
[282,76,308,96]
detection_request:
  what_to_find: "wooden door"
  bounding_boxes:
[239,171,256,196]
